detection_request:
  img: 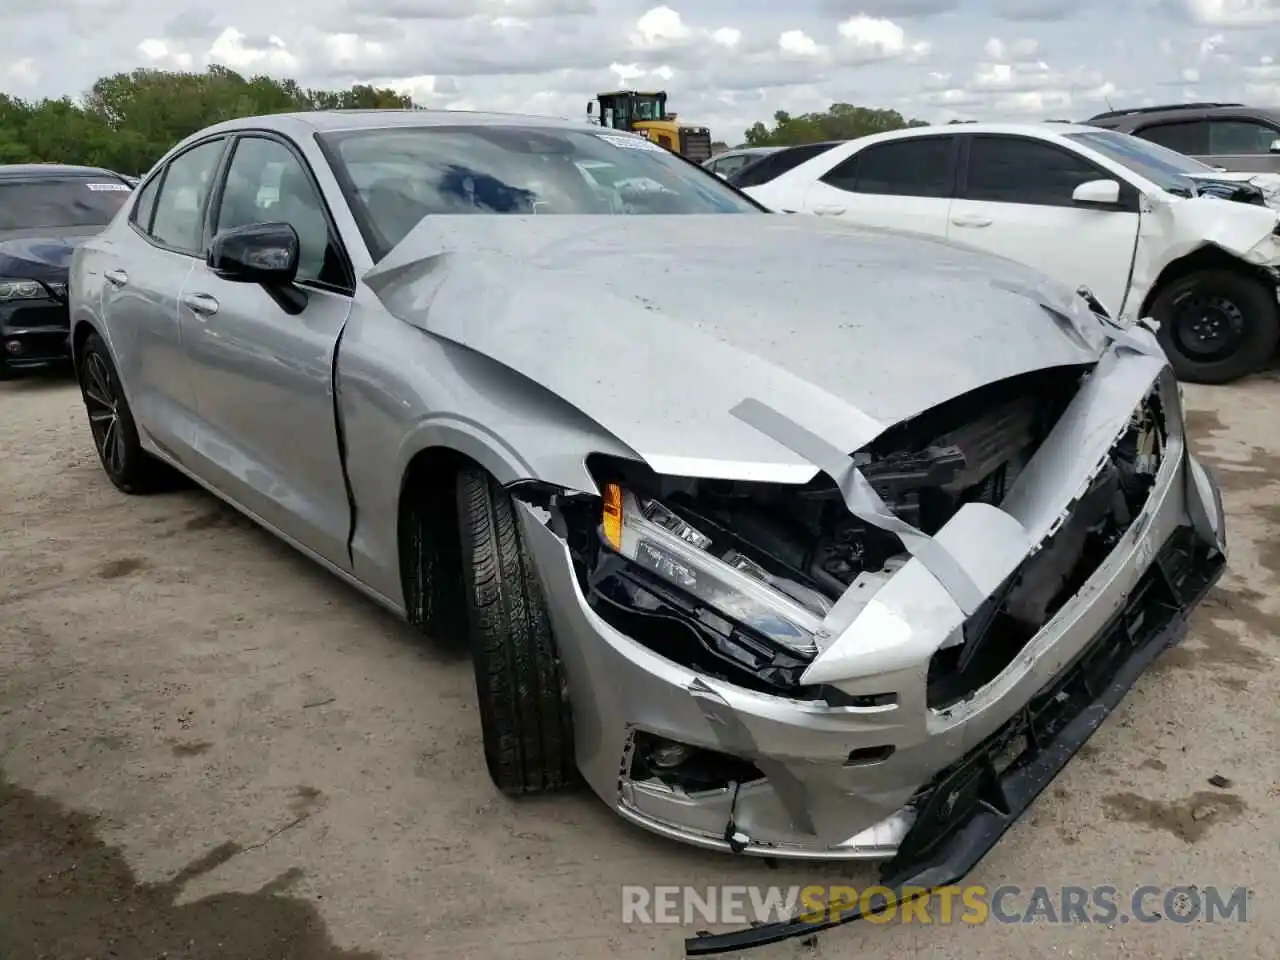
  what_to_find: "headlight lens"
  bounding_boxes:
[0,278,45,301]
[600,484,827,656]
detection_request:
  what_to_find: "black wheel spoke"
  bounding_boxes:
[84,385,111,409]
[106,420,124,474]
[88,357,112,404]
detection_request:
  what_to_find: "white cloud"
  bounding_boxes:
[1178,0,1280,26]
[1,0,1274,144]
[5,57,40,87]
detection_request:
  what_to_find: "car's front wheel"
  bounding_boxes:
[77,332,177,494]
[1150,269,1280,384]
[455,467,577,796]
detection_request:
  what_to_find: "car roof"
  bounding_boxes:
[0,163,125,181]
[859,121,1103,141]
[193,108,599,139]
[1086,103,1280,125]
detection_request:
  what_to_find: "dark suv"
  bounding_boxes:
[0,164,133,379]
[1085,102,1280,173]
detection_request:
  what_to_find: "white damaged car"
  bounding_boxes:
[744,122,1280,384]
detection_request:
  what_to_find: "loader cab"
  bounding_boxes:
[590,91,669,132]
[587,90,714,163]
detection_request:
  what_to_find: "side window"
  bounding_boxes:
[772,143,836,178]
[732,155,782,188]
[1135,121,1209,155]
[1209,120,1279,155]
[821,138,954,198]
[150,139,226,254]
[213,136,346,288]
[964,136,1101,207]
[716,155,748,177]
[129,174,160,233]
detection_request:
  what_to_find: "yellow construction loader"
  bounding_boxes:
[588,91,713,164]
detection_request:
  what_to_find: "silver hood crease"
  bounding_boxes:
[364,215,1114,488]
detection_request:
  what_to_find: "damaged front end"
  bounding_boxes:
[510,330,1226,953]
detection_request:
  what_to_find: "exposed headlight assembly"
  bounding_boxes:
[599,483,829,657]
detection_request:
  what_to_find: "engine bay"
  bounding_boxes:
[573,363,1164,698]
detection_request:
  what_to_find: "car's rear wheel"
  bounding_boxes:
[77,332,176,494]
[455,467,577,796]
[1150,269,1280,384]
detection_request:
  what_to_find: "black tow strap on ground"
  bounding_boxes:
[684,530,1223,956]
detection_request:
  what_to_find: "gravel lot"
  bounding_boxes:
[2,370,1278,960]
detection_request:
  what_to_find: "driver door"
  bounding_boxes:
[180,133,356,569]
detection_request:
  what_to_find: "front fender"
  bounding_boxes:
[1126,193,1280,323]
[336,298,640,605]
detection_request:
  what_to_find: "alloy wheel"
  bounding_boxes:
[83,352,126,475]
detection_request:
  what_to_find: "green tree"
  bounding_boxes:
[1,67,941,173]
[742,103,931,146]
[0,66,420,175]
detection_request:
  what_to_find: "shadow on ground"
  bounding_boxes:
[0,769,379,960]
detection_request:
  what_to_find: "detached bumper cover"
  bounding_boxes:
[686,523,1224,955]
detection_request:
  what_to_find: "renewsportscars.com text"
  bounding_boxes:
[622,883,1250,926]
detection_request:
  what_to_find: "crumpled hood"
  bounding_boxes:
[0,230,98,283]
[365,215,1111,482]
[1184,170,1280,212]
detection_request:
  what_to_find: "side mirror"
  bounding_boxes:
[1072,178,1121,207]
[586,101,594,115]
[1269,138,1280,154]
[208,222,299,285]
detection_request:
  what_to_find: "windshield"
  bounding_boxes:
[0,177,131,231]
[320,124,761,260]
[1065,130,1217,196]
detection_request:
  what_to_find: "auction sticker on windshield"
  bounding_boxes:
[596,133,667,152]
[85,182,131,191]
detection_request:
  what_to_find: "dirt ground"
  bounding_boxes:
[1,369,1278,960]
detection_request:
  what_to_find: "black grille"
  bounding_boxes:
[680,129,713,164]
[3,302,69,332]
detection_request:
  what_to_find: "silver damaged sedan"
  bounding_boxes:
[70,110,1226,953]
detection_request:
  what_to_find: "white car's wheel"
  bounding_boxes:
[1150,269,1280,384]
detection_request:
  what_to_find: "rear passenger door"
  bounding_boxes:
[949,134,1141,316]
[801,135,958,239]
[103,136,229,462]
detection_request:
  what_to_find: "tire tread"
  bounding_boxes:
[457,468,575,795]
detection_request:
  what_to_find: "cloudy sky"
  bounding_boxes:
[4,0,1279,143]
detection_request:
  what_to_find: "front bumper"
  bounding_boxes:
[516,355,1225,872]
[681,522,1223,954]
[0,299,72,378]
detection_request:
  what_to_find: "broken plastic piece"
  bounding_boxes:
[730,398,986,617]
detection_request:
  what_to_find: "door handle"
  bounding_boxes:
[950,214,993,228]
[181,292,220,317]
[811,204,846,216]
[104,269,128,287]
